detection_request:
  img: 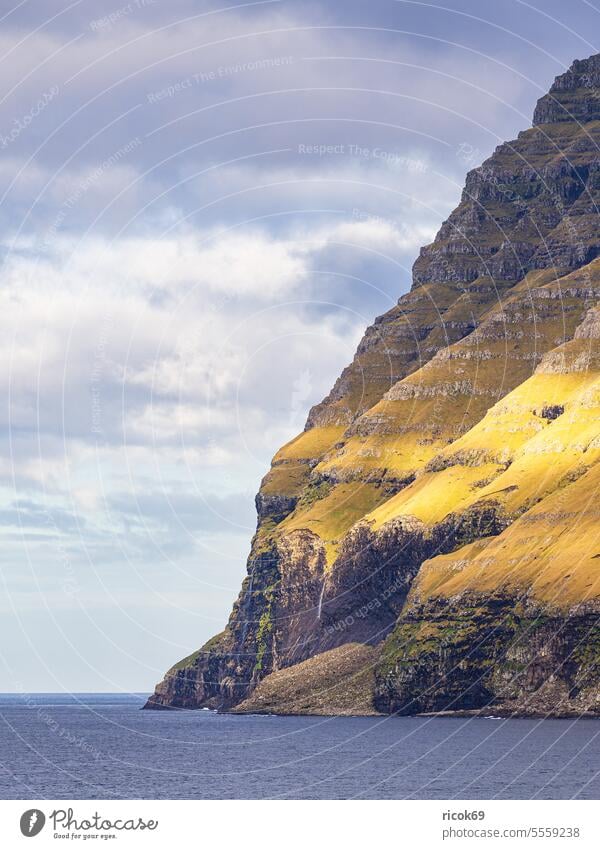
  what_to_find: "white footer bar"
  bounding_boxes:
[0,799,597,848]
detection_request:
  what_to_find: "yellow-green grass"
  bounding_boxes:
[449,351,600,517]
[471,402,600,516]
[258,426,346,508]
[279,481,389,562]
[315,432,438,481]
[365,369,600,529]
[273,425,345,462]
[449,371,595,454]
[367,463,504,528]
[412,461,600,609]
[260,462,311,498]
[314,280,597,528]
[259,262,600,578]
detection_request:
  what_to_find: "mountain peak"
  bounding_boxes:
[533,52,600,125]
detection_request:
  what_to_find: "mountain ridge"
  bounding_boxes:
[145,53,600,717]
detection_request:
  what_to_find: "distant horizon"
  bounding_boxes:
[0,690,151,694]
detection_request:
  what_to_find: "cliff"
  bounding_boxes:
[145,53,600,717]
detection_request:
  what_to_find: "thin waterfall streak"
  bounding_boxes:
[317,580,326,621]
[240,569,255,643]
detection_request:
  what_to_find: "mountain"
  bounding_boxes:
[145,54,600,717]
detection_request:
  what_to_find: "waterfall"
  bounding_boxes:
[316,579,326,621]
[240,568,255,643]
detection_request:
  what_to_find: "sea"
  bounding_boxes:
[0,693,598,799]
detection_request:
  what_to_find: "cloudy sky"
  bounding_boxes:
[0,0,598,692]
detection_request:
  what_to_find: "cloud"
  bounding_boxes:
[0,220,387,516]
[4,229,311,299]
[0,2,535,246]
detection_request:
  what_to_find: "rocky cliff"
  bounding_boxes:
[145,54,600,717]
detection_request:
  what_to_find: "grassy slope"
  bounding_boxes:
[257,261,600,575]
[412,459,600,609]
[376,314,600,610]
[364,264,600,530]
[242,110,600,568]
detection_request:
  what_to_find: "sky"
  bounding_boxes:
[0,0,599,692]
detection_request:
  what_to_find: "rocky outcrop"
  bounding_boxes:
[374,455,600,716]
[232,643,381,716]
[146,53,600,717]
[374,596,600,717]
[533,54,600,125]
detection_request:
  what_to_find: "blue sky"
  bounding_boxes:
[0,0,599,692]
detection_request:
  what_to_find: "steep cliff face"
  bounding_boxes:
[146,54,600,716]
[374,318,600,715]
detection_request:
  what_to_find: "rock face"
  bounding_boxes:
[145,54,600,717]
[533,54,600,125]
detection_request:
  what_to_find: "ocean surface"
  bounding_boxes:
[0,693,598,799]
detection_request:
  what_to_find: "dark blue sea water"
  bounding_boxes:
[0,694,598,799]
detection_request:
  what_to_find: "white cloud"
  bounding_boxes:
[325,217,438,253]
[0,220,385,500]
[3,229,310,300]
